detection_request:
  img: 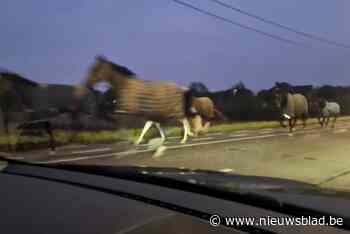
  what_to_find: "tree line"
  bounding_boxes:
[189,81,350,121]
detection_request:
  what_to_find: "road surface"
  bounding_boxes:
[4,121,350,192]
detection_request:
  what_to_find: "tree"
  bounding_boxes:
[317,85,338,100]
[189,82,210,96]
[232,81,246,90]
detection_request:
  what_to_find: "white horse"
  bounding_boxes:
[317,98,340,128]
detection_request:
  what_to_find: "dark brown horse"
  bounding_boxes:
[0,71,107,153]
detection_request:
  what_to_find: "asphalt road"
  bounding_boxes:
[5,121,350,192]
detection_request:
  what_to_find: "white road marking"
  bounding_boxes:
[167,136,181,140]
[59,145,88,150]
[259,129,275,133]
[36,133,287,164]
[207,132,223,136]
[219,168,235,173]
[235,130,252,133]
[230,133,249,137]
[333,129,348,134]
[71,147,111,155]
[165,133,287,150]
[36,124,350,164]
[192,137,213,141]
[152,146,167,158]
[4,156,24,160]
[36,149,152,164]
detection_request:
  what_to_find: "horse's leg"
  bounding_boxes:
[321,116,325,128]
[332,115,337,128]
[3,113,11,152]
[187,117,194,137]
[288,119,293,132]
[325,117,330,128]
[154,122,166,143]
[180,118,190,144]
[318,116,322,126]
[45,121,56,154]
[319,116,323,127]
[291,118,297,132]
[190,115,202,137]
[302,114,307,128]
[202,120,211,133]
[135,121,153,145]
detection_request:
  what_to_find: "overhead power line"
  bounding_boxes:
[171,0,308,47]
[210,0,350,49]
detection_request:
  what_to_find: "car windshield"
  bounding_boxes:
[1,1,349,197]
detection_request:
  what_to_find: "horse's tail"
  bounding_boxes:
[303,94,310,118]
[184,89,196,116]
[213,108,227,121]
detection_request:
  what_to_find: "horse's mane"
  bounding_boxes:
[96,56,136,76]
[0,71,39,87]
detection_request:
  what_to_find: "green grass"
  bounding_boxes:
[1,116,350,150]
[209,116,350,133]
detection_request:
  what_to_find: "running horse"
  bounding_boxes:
[273,82,309,132]
[315,98,340,128]
[83,56,214,144]
[0,71,103,152]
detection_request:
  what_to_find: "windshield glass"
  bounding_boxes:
[1,0,349,196]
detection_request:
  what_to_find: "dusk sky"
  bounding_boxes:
[1,0,349,91]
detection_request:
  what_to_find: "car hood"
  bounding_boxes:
[54,164,350,198]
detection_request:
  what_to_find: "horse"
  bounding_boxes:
[315,98,340,128]
[83,55,214,144]
[188,97,226,136]
[273,84,309,132]
[0,71,106,152]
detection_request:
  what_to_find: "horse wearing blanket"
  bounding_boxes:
[316,98,340,128]
[273,83,309,132]
[84,56,213,144]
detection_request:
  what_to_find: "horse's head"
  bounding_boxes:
[273,88,288,110]
[100,87,118,114]
[84,55,136,89]
[85,56,114,88]
[316,97,327,110]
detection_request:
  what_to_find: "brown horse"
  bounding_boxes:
[189,97,225,136]
[83,56,213,144]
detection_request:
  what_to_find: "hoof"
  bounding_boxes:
[152,146,167,158]
[180,139,187,144]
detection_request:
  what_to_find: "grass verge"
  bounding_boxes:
[1,116,350,151]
